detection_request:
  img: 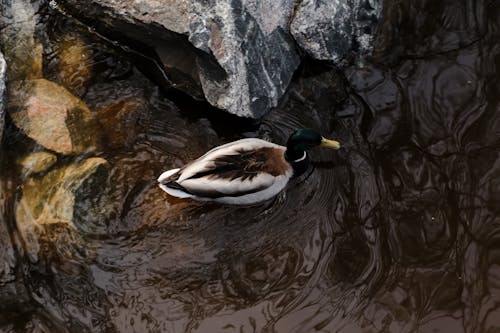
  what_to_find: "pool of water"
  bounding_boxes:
[0,1,499,332]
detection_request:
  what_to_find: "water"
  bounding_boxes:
[0,1,499,332]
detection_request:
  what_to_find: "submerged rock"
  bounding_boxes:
[18,151,58,177]
[0,179,30,319]
[96,97,142,148]
[0,0,43,81]
[0,52,5,143]
[7,79,98,154]
[15,157,109,262]
[291,0,382,64]
[57,0,301,118]
[0,182,15,285]
[57,35,94,97]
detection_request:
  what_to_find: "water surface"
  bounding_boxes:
[0,1,499,332]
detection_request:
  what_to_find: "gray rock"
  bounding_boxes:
[54,0,384,117]
[190,0,300,118]
[57,0,301,118]
[0,53,5,144]
[0,182,16,286]
[0,0,43,81]
[291,0,383,64]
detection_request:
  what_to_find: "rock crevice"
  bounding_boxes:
[56,0,381,118]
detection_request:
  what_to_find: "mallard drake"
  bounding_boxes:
[158,128,340,205]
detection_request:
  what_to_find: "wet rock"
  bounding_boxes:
[95,96,142,148]
[0,175,32,322]
[0,186,16,287]
[80,76,148,148]
[7,79,98,154]
[57,0,301,118]
[16,157,109,262]
[18,151,58,176]
[191,0,300,118]
[57,35,94,97]
[291,0,383,64]
[55,0,387,117]
[0,0,43,81]
[0,52,5,143]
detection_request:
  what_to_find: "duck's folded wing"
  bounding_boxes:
[177,138,280,182]
[178,173,278,198]
[164,139,291,198]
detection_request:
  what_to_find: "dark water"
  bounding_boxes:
[1,1,500,332]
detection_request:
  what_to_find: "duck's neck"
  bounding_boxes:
[285,148,306,162]
[285,148,309,176]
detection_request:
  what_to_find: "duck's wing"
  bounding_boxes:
[160,138,293,198]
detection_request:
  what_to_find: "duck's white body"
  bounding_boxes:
[158,138,294,205]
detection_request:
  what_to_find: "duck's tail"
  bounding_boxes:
[157,168,193,199]
[157,168,181,183]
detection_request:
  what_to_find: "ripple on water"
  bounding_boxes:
[1,1,500,332]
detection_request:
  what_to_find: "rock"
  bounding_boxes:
[18,151,58,176]
[57,35,94,97]
[15,157,109,262]
[81,77,148,148]
[96,97,142,148]
[0,52,6,143]
[0,183,16,287]
[291,0,383,64]
[7,79,99,154]
[54,0,385,118]
[0,0,43,81]
[189,0,300,118]
[57,0,301,118]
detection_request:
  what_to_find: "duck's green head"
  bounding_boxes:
[285,128,340,162]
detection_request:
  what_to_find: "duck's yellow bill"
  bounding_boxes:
[320,137,341,150]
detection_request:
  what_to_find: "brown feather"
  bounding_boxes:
[201,147,287,181]
[161,148,289,182]
[162,147,290,198]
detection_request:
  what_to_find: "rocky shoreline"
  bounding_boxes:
[54,0,382,118]
[0,0,383,124]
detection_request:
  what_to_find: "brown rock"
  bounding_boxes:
[96,97,142,148]
[18,151,58,176]
[7,79,98,154]
[57,35,93,96]
[16,157,108,262]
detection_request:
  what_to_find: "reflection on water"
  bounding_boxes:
[1,1,500,332]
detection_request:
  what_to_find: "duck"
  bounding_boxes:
[157,128,340,205]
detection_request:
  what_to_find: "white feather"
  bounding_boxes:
[180,173,276,196]
[178,138,283,182]
[211,174,290,205]
[157,168,181,183]
[157,138,293,205]
[162,174,291,205]
[158,183,194,199]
